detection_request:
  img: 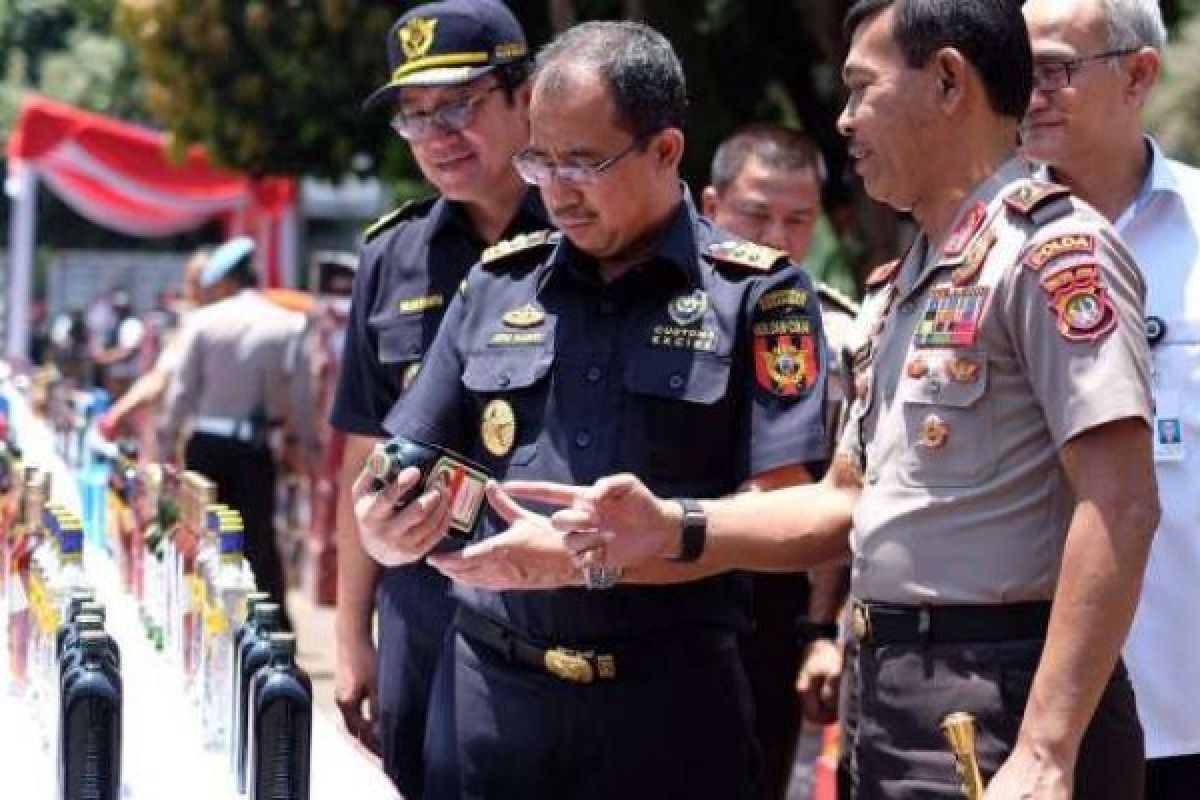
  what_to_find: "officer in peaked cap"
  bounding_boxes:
[352,20,829,799]
[161,235,316,632]
[329,0,546,795]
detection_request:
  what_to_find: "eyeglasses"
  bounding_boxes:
[1032,48,1138,92]
[391,85,504,141]
[511,136,647,187]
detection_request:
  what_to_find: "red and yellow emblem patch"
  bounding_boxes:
[1041,263,1117,342]
[754,333,820,397]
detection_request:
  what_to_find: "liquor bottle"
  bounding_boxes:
[367,435,491,541]
[59,630,122,800]
[7,469,49,694]
[247,632,311,800]
[201,517,255,748]
[230,591,272,771]
[235,602,282,793]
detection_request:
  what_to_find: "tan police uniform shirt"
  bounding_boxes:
[160,289,315,461]
[839,158,1152,605]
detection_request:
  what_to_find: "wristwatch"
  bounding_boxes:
[582,564,623,590]
[668,498,707,563]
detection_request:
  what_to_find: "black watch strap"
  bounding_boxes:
[669,497,706,563]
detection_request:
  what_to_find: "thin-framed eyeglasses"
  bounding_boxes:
[512,135,648,187]
[391,84,504,141]
[1032,48,1138,92]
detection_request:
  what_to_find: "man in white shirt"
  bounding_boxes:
[1022,1,1200,794]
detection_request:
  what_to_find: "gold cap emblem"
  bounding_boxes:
[399,17,437,61]
[481,398,517,457]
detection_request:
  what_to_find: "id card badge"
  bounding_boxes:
[1153,389,1186,463]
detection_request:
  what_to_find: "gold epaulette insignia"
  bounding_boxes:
[362,197,434,243]
[864,259,900,290]
[707,240,787,272]
[817,282,861,316]
[1004,180,1071,218]
[481,230,558,267]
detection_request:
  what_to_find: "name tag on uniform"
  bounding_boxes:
[1154,389,1185,463]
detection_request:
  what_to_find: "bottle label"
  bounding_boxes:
[427,456,488,535]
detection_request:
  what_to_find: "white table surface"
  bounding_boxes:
[2,381,400,800]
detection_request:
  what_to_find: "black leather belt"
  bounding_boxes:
[850,600,1052,646]
[455,607,733,684]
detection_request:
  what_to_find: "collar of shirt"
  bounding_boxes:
[424,187,550,248]
[902,155,1029,290]
[544,187,705,290]
[1113,137,1181,232]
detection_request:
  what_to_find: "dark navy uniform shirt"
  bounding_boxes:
[330,190,548,436]
[384,197,830,644]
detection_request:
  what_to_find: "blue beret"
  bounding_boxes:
[200,236,256,288]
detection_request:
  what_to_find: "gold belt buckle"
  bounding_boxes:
[544,648,595,683]
[851,603,871,642]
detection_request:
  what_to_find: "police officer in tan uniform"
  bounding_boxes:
[495,2,1160,798]
[161,236,315,629]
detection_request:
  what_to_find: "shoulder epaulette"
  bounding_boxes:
[481,230,559,268]
[362,196,436,243]
[1004,180,1071,218]
[817,282,861,317]
[706,240,788,272]
[864,259,900,290]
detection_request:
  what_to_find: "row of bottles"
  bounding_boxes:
[5,456,311,799]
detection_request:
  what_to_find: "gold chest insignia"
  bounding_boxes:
[481,398,517,457]
[502,304,545,329]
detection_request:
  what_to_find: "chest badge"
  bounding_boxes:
[502,304,545,329]
[919,414,950,449]
[913,286,989,348]
[481,398,517,457]
[668,289,709,326]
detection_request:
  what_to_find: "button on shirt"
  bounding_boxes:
[1106,138,1200,759]
[842,158,1152,605]
[385,198,830,644]
[331,191,548,437]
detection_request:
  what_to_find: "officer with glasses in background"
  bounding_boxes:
[352,20,829,799]
[328,1,545,796]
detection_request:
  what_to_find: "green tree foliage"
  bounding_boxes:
[0,0,144,131]
[1148,10,1200,164]
[116,0,408,180]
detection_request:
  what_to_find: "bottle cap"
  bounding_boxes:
[268,631,297,656]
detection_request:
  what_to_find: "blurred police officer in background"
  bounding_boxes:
[328,1,544,795]
[354,19,829,800]
[1022,0,1200,795]
[703,123,856,799]
[161,236,315,631]
[503,2,1158,798]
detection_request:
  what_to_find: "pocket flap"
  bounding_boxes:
[899,352,988,408]
[462,351,554,392]
[377,319,424,364]
[623,351,732,405]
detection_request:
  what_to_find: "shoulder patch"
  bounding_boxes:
[864,259,900,290]
[1022,233,1097,272]
[481,230,558,268]
[817,282,861,317]
[707,240,788,272]
[362,196,436,243]
[1004,180,1071,218]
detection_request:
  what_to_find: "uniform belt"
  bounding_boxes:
[454,607,733,684]
[192,415,258,443]
[850,600,1051,646]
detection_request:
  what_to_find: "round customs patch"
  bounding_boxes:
[481,398,517,457]
[668,289,708,326]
